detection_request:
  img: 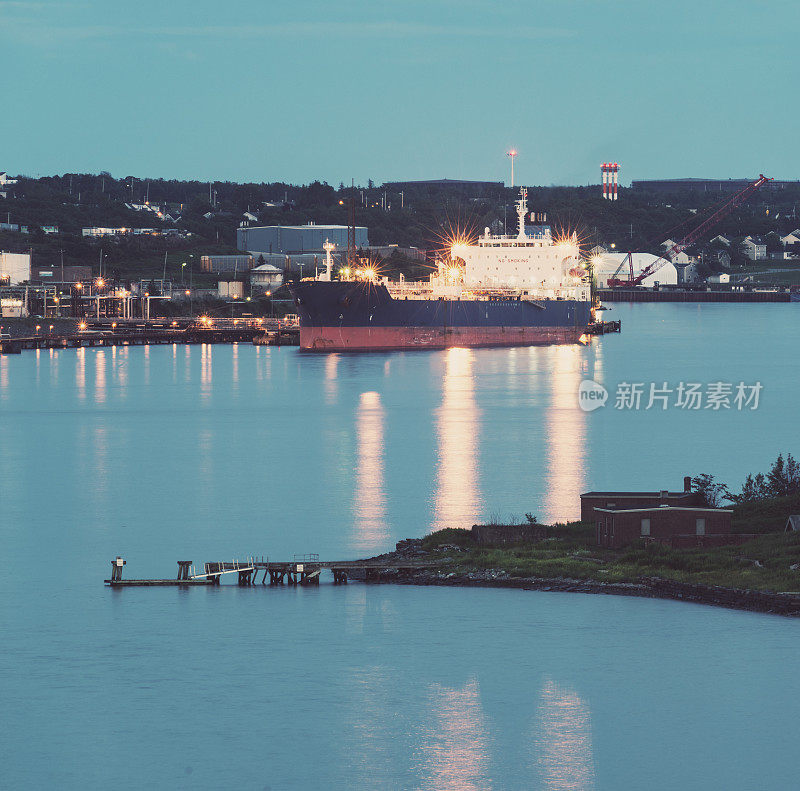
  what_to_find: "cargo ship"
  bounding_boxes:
[288,188,593,351]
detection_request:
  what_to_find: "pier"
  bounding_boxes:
[104,555,436,587]
[597,288,792,303]
[0,318,299,355]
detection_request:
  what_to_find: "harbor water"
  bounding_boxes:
[1,302,799,789]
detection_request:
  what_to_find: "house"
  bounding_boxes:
[781,230,800,246]
[41,225,59,235]
[0,172,18,186]
[242,211,258,223]
[709,235,731,247]
[595,505,736,549]
[786,515,800,532]
[781,231,800,257]
[705,248,731,269]
[580,477,701,522]
[741,236,767,261]
[707,273,730,284]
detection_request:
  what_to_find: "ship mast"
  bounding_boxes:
[323,238,335,281]
[516,187,528,240]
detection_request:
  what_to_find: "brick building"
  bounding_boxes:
[580,477,702,522]
[595,505,734,549]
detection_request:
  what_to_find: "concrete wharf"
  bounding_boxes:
[104,555,436,587]
[597,288,792,303]
[0,318,299,354]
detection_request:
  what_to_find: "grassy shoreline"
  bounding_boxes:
[416,523,800,593]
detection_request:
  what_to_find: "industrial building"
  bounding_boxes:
[32,265,91,283]
[0,251,31,285]
[237,224,368,256]
[250,263,283,292]
[200,254,254,274]
[590,251,693,288]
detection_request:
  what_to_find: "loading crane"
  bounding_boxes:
[607,175,772,288]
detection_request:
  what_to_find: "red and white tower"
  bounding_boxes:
[601,162,620,200]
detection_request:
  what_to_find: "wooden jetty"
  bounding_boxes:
[104,555,435,587]
[105,557,212,586]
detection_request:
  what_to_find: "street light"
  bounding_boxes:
[507,149,518,188]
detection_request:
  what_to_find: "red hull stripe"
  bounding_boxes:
[300,326,586,351]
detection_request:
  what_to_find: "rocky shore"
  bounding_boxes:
[357,539,800,618]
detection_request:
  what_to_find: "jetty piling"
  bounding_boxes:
[110,556,126,582]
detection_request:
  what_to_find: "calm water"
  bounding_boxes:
[1,303,799,789]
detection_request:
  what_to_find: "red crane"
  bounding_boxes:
[606,174,772,288]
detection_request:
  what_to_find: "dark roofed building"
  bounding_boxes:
[580,477,702,522]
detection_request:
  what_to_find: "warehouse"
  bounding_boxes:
[590,251,689,288]
[0,251,31,285]
[237,223,368,256]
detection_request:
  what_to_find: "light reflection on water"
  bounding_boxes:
[353,390,389,552]
[93,349,106,405]
[325,353,339,403]
[418,677,491,791]
[433,347,482,530]
[75,347,85,402]
[200,343,212,403]
[544,346,587,521]
[532,677,596,791]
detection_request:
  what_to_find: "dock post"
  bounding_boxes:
[111,556,126,582]
[177,561,192,581]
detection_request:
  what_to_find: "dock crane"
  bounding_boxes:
[607,175,772,288]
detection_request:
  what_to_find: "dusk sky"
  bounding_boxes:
[2,0,796,186]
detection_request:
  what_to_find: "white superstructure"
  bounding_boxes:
[447,188,589,300]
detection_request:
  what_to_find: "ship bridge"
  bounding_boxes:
[450,188,585,292]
